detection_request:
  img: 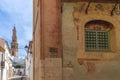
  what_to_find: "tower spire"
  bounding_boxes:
[11,25,18,56]
[12,24,17,42]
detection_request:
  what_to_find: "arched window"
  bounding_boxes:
[12,45,15,48]
[12,51,14,55]
[85,20,114,51]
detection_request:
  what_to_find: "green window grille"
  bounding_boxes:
[85,30,109,51]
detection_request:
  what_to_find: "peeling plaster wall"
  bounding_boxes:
[62,3,120,80]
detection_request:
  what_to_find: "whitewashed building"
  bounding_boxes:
[0,38,14,80]
[0,44,5,80]
[25,41,33,80]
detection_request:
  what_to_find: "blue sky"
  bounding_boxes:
[0,0,33,57]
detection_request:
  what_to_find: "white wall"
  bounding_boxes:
[0,39,13,80]
[26,53,33,80]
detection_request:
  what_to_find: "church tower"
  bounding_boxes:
[11,25,18,56]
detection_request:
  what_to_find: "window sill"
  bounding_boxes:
[77,51,120,62]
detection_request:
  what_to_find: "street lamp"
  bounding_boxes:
[24,45,29,53]
[24,45,32,54]
[24,45,29,76]
[24,45,30,80]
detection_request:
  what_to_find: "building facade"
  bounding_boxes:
[0,44,5,80]
[33,0,62,80]
[0,38,13,80]
[25,41,33,80]
[33,0,120,80]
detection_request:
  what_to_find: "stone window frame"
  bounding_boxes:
[85,30,110,51]
[84,20,115,52]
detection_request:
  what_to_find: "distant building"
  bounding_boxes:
[12,57,25,68]
[12,56,26,76]
[14,68,25,76]
[11,26,18,56]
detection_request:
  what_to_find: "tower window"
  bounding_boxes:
[12,51,14,55]
[12,45,15,48]
[13,40,15,42]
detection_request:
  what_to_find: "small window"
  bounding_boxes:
[84,20,113,51]
[49,47,58,58]
[85,30,109,51]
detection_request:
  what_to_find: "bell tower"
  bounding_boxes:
[11,25,18,56]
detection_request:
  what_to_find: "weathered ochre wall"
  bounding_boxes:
[33,0,43,80]
[62,3,120,80]
[33,0,62,80]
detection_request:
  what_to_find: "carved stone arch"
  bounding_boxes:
[84,20,116,52]
[85,20,114,31]
[77,19,117,64]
